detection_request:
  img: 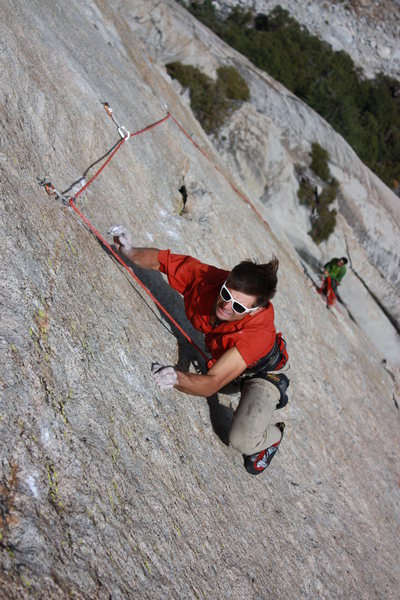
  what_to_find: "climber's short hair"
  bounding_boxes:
[227,257,279,308]
[340,257,348,264]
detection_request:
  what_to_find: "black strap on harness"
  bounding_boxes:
[246,339,282,373]
[234,336,290,409]
[240,336,290,409]
[256,372,289,410]
[241,371,290,410]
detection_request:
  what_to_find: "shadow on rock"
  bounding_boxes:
[206,393,235,446]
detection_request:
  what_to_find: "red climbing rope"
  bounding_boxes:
[44,104,272,362]
[68,198,209,361]
[74,113,172,201]
[75,136,127,199]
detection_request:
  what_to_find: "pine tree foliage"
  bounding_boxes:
[185,1,400,188]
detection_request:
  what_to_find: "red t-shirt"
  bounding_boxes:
[158,250,277,369]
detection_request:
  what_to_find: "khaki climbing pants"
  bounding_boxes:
[228,377,282,456]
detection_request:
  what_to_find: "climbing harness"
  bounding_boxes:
[40,103,273,362]
[237,370,289,410]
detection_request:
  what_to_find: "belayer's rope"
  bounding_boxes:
[42,102,272,362]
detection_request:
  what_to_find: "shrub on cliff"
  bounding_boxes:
[166,61,249,133]
[217,65,250,102]
[310,143,330,182]
[297,146,338,243]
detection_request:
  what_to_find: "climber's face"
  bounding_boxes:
[215,282,259,322]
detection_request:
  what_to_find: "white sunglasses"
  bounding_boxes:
[219,282,259,314]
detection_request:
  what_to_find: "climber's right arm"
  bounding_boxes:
[121,247,161,270]
[108,225,160,270]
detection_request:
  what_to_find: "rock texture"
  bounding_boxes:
[1,1,400,599]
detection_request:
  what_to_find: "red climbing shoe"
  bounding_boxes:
[244,423,285,475]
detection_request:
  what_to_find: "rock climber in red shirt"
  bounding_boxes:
[108,225,290,475]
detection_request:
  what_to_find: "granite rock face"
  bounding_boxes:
[1,1,400,599]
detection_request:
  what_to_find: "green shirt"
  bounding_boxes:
[324,258,347,283]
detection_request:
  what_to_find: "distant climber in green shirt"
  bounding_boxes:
[320,257,348,305]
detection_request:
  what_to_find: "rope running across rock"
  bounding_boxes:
[44,104,272,361]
